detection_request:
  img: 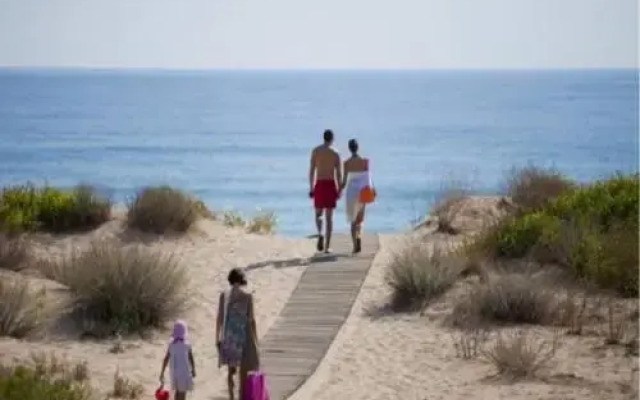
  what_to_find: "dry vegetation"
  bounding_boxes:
[127,186,200,233]
[0,352,144,400]
[0,277,46,338]
[40,242,188,336]
[393,166,639,387]
[111,369,144,399]
[482,330,560,379]
[0,233,29,271]
[430,180,470,234]
[0,352,94,400]
[386,241,465,311]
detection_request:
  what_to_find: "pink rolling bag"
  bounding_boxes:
[243,371,270,400]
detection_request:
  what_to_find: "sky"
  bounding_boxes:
[0,0,637,69]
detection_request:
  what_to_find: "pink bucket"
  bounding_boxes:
[243,371,270,400]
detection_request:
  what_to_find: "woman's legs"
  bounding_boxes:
[227,366,237,400]
[239,365,249,400]
[354,207,366,253]
[175,391,186,400]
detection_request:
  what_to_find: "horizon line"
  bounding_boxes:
[0,66,637,73]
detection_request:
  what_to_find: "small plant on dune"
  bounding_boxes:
[0,355,94,400]
[0,277,46,338]
[605,300,627,345]
[386,242,465,311]
[505,166,574,213]
[431,180,470,235]
[127,186,200,234]
[482,329,559,379]
[52,241,188,336]
[111,369,143,399]
[453,327,489,359]
[0,183,111,233]
[452,272,557,328]
[222,210,246,228]
[247,211,277,234]
[0,233,29,271]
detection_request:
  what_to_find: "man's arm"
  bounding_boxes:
[308,150,316,194]
[339,161,348,192]
[334,153,342,194]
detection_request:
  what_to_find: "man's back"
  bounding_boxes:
[312,145,340,180]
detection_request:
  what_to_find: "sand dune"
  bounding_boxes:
[0,217,315,399]
[1,199,637,400]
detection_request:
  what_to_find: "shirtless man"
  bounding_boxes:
[309,129,342,252]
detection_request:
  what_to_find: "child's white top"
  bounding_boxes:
[168,340,193,391]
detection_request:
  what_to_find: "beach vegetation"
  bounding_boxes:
[0,354,94,400]
[452,272,558,327]
[0,233,29,271]
[386,242,465,311]
[0,183,111,233]
[127,186,202,234]
[482,330,559,379]
[505,166,574,213]
[472,173,638,296]
[45,242,188,336]
[0,277,46,338]
[247,211,277,234]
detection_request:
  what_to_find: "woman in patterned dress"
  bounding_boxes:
[216,268,260,400]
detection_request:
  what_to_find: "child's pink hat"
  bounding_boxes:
[172,320,188,342]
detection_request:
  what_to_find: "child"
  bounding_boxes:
[160,320,196,400]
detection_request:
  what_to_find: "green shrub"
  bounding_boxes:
[548,173,638,229]
[127,186,200,233]
[0,355,93,400]
[0,278,46,338]
[505,166,574,212]
[52,242,188,335]
[491,213,560,259]
[0,184,111,233]
[386,243,464,311]
[474,174,638,295]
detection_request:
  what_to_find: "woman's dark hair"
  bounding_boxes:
[348,139,359,154]
[228,268,247,286]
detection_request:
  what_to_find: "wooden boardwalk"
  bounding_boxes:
[260,233,379,400]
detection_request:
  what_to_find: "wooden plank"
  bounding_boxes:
[255,233,379,400]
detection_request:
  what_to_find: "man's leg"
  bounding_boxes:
[315,208,324,251]
[325,208,333,253]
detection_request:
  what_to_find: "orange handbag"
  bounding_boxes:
[359,185,376,204]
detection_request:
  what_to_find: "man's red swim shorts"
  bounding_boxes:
[313,179,338,209]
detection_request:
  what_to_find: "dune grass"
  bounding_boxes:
[0,353,94,400]
[127,186,200,234]
[386,242,465,311]
[0,277,46,338]
[0,233,29,271]
[452,272,559,328]
[482,330,559,379]
[43,241,188,336]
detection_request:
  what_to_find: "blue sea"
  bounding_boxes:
[0,69,638,237]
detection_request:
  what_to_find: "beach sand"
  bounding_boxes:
[289,233,637,400]
[0,215,315,399]
[0,199,637,400]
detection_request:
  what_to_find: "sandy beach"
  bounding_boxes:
[0,214,315,399]
[0,198,637,400]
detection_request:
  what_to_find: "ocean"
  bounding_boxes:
[0,69,637,237]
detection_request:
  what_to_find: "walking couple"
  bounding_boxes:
[309,129,376,254]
